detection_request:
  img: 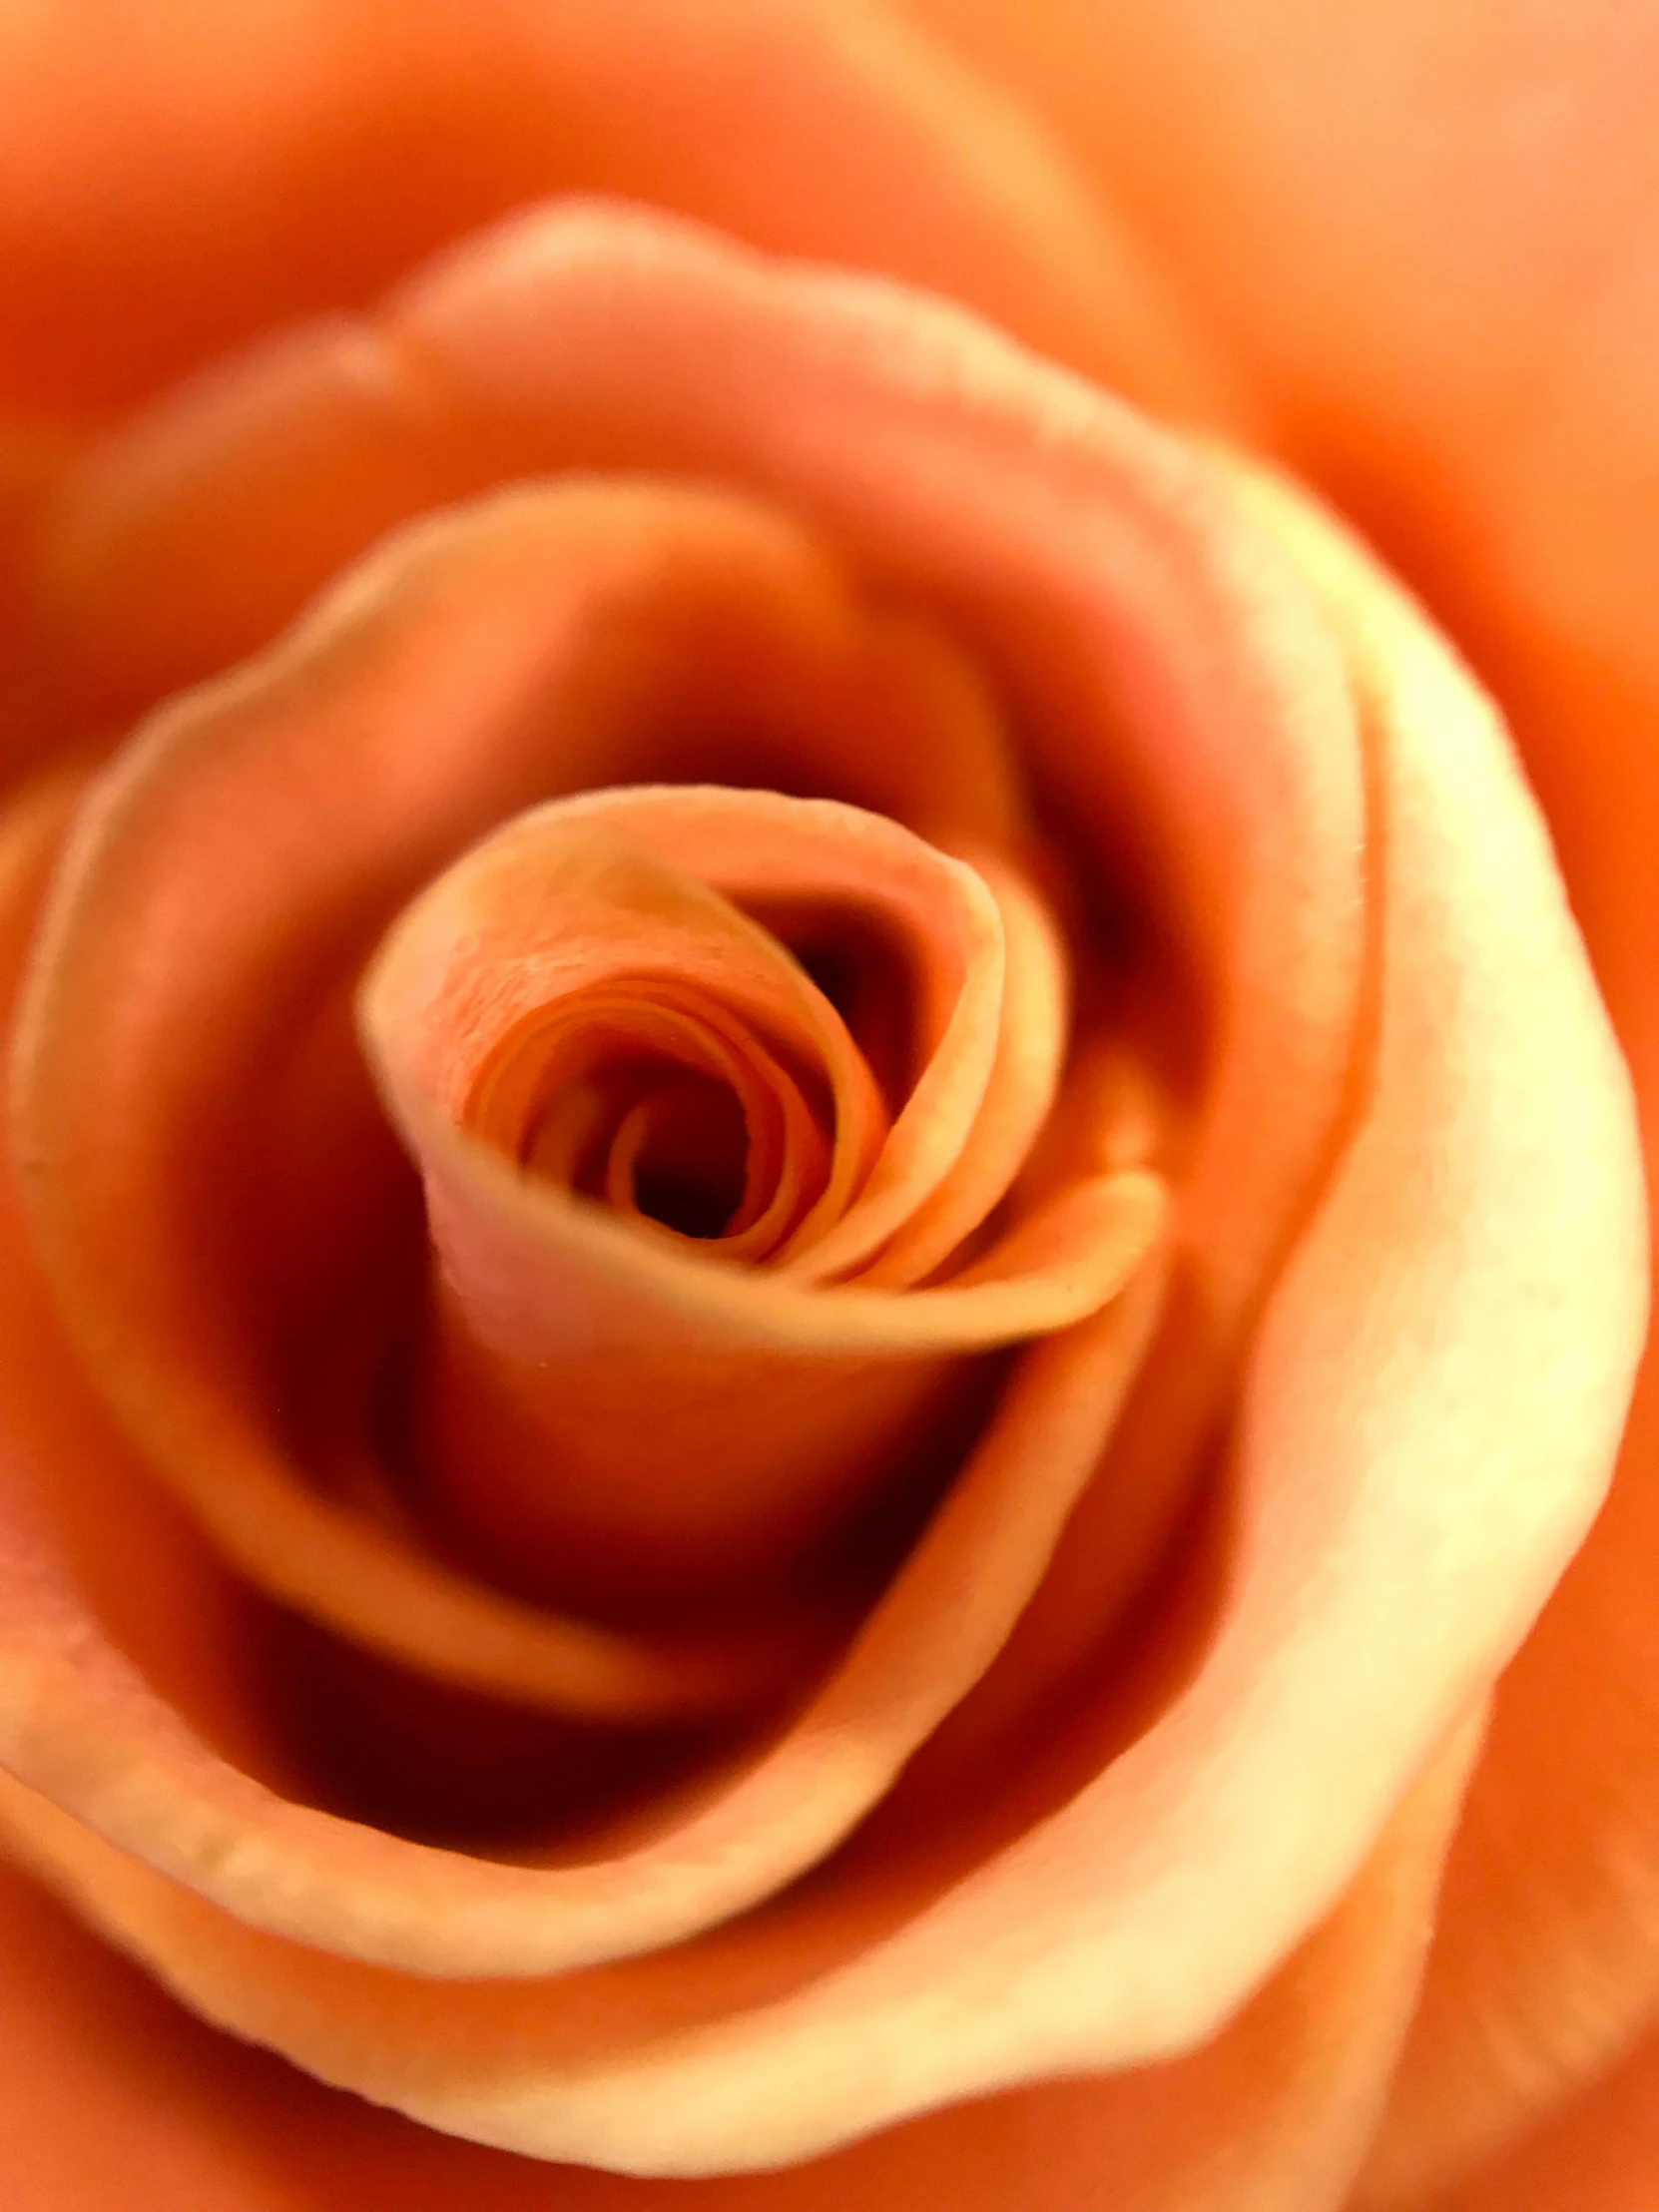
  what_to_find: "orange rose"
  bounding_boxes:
[0,8,1651,2211]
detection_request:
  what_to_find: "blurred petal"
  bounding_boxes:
[1421,2013,1659,2212]
[0,0,1227,422]
[15,198,1360,1745]
[1,213,1635,2175]
[905,1,1659,2184]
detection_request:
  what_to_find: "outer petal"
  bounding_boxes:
[0,0,1224,423]
[0,0,1237,778]
[0,1708,1484,2209]
[1423,2016,1659,2212]
[906,1,1659,2185]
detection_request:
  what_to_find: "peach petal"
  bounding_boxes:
[411,1125,1160,1358]
[0,198,1632,2184]
[384,1072,1160,1607]
[258,213,1637,2143]
[9,480,1040,1709]
[2,0,1238,754]
[537,1005,820,1263]
[362,448,1635,2159]
[0,650,1165,1989]
[907,46,1659,2167]
[0,1695,1484,2182]
[388,198,1374,1751]
[361,786,922,1258]
[363,779,1106,1603]
[1361,1349,1659,2197]
[3,725,820,1730]
[3,215,1403,2031]
[0,1854,339,2212]
[483,786,1037,1283]
[922,7,1659,2172]
[36,322,1029,844]
[1407,2009,1659,2212]
[683,451,1638,2155]
[0,774,368,1813]
[855,846,1067,1288]
[0,1698,1470,2212]
[0,1,1230,422]
[32,317,479,721]
[0,1201,1167,1986]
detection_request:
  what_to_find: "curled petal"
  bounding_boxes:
[0,206,1636,2182]
[9,478,1050,1710]
[0,759,1166,1979]
[0,1702,1478,2208]
[361,781,1095,1607]
[0,1695,1486,2182]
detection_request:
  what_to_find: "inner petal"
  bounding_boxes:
[357,785,1096,1621]
[603,1071,750,1240]
[476,989,819,1263]
[6,480,1068,1722]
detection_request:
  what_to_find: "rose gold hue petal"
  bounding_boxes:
[5,0,1239,759]
[384,1045,1161,1608]
[0,1701,1473,2208]
[402,1102,1162,1360]
[3,710,817,1727]
[5,211,1622,2173]
[0,1854,335,2212]
[36,311,1029,845]
[1,196,1616,2185]
[776,911,1002,1284]
[361,787,903,1256]
[907,17,1659,2173]
[408,430,1632,2154]
[0,440,1164,1988]
[703,454,1629,2155]
[173,218,1623,2131]
[492,784,1023,1277]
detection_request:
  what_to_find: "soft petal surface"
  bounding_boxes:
[0,0,1237,784]
[909,0,1659,2178]
[362,782,1118,1614]
[0,0,1226,420]
[0,1706,1484,2203]
[11,196,1369,1741]
[11,471,1158,1714]
[0,0,1651,2187]
[1422,2014,1659,2212]
[0,529,1162,1985]
[0,210,1637,2179]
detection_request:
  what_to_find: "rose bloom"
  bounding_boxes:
[0,5,1655,2209]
